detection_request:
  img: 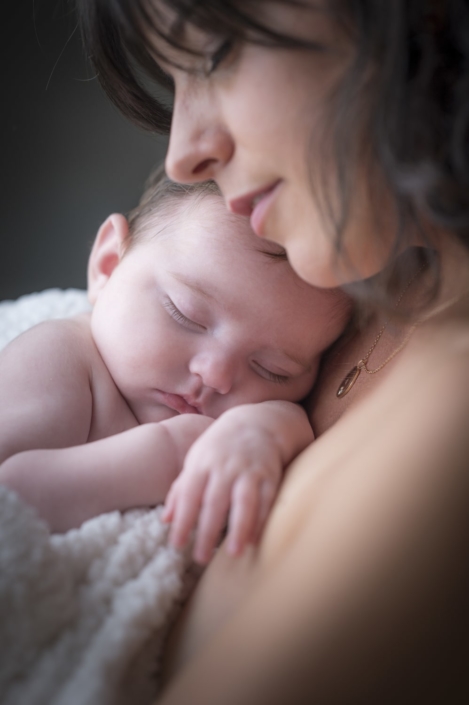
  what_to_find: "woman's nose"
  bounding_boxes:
[165,87,234,183]
[189,350,236,396]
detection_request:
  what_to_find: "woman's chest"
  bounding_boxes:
[308,321,411,436]
[162,398,365,680]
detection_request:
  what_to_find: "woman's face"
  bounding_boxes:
[152,1,396,287]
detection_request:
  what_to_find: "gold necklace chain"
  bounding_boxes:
[359,325,417,375]
[336,265,425,398]
[337,270,469,399]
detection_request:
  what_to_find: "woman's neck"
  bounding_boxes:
[430,230,469,312]
[309,236,469,436]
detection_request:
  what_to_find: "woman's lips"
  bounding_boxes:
[156,391,200,415]
[228,180,281,237]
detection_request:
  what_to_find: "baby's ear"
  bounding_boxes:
[87,214,129,304]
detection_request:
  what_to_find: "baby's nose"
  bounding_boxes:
[189,349,236,396]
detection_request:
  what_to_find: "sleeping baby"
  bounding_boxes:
[0,168,351,564]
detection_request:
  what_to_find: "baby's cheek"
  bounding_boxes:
[289,361,321,403]
[298,355,321,401]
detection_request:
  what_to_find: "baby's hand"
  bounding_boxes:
[162,407,283,564]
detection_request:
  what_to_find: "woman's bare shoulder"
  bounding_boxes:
[160,309,469,705]
[384,304,469,426]
[261,306,469,567]
[412,298,469,369]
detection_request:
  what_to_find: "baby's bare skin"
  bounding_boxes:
[0,312,316,554]
[0,314,212,530]
[0,198,349,558]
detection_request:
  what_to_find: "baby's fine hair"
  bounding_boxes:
[125,164,222,248]
[125,163,288,264]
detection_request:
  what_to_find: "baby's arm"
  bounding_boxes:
[0,321,212,530]
[162,401,314,564]
[1,414,212,531]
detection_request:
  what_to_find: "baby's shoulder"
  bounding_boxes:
[0,314,96,380]
[2,312,92,354]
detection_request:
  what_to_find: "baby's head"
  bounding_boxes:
[88,168,351,423]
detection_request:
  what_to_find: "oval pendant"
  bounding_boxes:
[336,365,361,398]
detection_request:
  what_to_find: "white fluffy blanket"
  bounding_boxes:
[0,290,196,705]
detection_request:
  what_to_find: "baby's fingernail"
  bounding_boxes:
[227,539,240,557]
[193,545,211,565]
[193,551,207,565]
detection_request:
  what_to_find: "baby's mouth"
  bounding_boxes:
[156,391,200,415]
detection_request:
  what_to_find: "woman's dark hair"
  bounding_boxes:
[76,0,469,309]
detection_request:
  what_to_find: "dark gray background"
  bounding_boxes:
[1,0,168,301]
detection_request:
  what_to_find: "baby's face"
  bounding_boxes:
[91,196,351,423]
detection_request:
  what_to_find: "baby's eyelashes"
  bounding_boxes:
[251,361,290,384]
[163,298,206,331]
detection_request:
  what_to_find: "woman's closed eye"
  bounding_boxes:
[204,39,234,75]
[164,299,206,331]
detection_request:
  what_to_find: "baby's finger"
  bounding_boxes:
[161,504,173,523]
[226,475,259,558]
[193,477,232,564]
[252,480,277,544]
[161,481,179,522]
[168,473,208,550]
